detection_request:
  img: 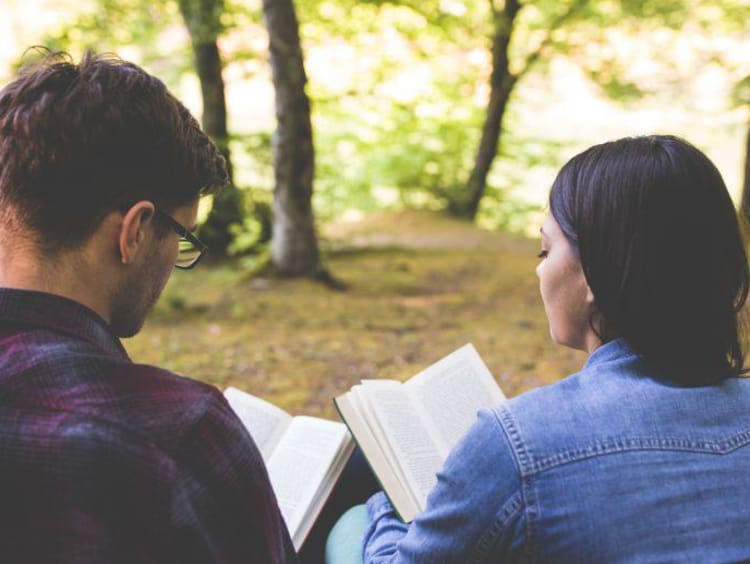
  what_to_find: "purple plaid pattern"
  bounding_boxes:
[0,288,296,564]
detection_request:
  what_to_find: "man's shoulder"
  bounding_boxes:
[1,337,229,451]
[71,360,228,446]
[112,359,220,401]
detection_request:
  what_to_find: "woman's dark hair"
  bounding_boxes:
[0,49,228,251]
[550,135,748,385]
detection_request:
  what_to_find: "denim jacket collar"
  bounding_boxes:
[583,338,637,371]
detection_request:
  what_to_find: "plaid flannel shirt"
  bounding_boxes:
[0,288,296,564]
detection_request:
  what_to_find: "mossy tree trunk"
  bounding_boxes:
[262,0,323,277]
[178,0,244,257]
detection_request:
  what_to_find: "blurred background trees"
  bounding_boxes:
[178,0,246,257]
[2,0,749,269]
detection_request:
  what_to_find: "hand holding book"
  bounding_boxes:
[334,344,505,522]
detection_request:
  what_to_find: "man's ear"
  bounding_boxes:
[119,201,156,265]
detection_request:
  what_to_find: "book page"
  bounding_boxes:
[350,386,416,507]
[292,431,355,552]
[223,387,292,461]
[361,380,445,509]
[334,388,422,523]
[266,416,351,549]
[405,344,505,455]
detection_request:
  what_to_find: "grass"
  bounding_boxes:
[125,210,587,419]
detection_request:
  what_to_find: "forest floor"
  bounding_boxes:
[126,210,587,419]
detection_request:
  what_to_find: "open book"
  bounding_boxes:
[224,387,354,551]
[334,344,505,523]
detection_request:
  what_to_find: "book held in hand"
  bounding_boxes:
[224,387,355,551]
[334,344,506,523]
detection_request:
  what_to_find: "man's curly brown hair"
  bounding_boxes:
[0,49,228,252]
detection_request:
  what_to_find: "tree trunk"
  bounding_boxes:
[456,0,522,220]
[262,0,322,277]
[741,117,750,227]
[178,0,244,257]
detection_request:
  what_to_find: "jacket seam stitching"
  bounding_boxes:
[494,407,539,562]
[467,491,524,563]
[494,406,534,477]
[529,431,750,474]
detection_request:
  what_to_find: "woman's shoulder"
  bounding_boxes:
[489,369,607,470]
[489,340,750,475]
[496,341,637,427]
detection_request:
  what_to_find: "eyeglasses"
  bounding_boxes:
[155,208,207,269]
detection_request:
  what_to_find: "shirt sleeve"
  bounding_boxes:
[362,409,526,563]
[20,391,297,564]
[3,415,175,564]
[171,389,298,563]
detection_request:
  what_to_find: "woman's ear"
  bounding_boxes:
[586,284,596,307]
[586,283,607,351]
[118,201,156,265]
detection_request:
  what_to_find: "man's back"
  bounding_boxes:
[0,288,296,563]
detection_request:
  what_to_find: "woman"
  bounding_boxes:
[330,135,750,562]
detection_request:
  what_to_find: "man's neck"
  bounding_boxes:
[0,236,113,325]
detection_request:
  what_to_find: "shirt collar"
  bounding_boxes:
[583,338,638,370]
[0,288,129,360]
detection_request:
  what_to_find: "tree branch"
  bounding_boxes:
[515,0,588,80]
[488,0,498,18]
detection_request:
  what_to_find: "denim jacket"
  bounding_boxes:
[363,339,750,563]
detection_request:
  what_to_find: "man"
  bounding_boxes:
[0,51,296,563]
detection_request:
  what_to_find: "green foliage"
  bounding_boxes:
[311,90,483,221]
[228,216,265,255]
[589,67,647,102]
[732,75,750,108]
[226,191,273,257]
[559,0,750,106]
[299,0,491,220]
[197,184,246,256]
[177,0,225,43]
[615,0,689,23]
[226,133,274,254]
[369,112,481,208]
[16,0,750,249]
[22,0,628,242]
[36,0,192,84]
[479,133,569,232]
[310,93,558,233]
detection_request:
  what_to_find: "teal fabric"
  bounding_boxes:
[325,504,369,564]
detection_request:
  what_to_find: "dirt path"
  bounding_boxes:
[322,210,533,252]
